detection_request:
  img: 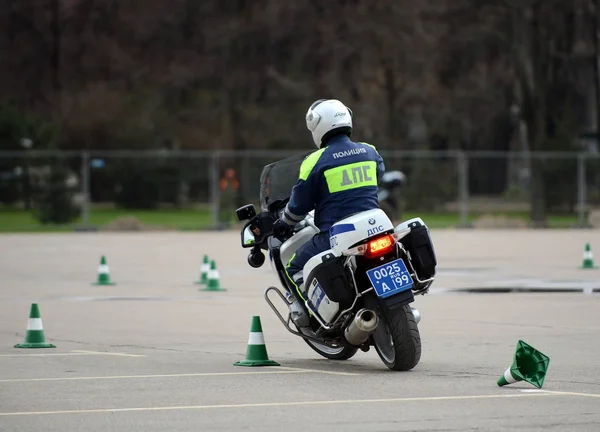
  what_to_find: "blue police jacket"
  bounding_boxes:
[281,134,385,232]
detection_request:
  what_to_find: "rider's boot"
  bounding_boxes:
[286,286,310,328]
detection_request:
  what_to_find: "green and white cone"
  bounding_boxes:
[497,340,550,389]
[234,316,280,367]
[14,304,56,348]
[497,366,522,387]
[580,243,597,269]
[200,260,226,292]
[92,255,116,286]
[195,255,211,285]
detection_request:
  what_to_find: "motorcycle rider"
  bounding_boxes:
[273,99,386,308]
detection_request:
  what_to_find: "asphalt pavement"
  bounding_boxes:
[0,230,599,431]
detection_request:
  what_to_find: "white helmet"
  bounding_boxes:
[305,99,353,148]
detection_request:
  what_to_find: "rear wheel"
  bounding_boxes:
[367,297,421,371]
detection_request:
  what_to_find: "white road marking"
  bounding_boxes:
[0,353,80,358]
[0,370,313,383]
[0,366,359,383]
[520,388,600,398]
[276,366,361,376]
[0,350,144,358]
[71,350,146,357]
[539,390,600,399]
[0,393,566,417]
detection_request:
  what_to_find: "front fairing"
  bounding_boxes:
[259,151,312,212]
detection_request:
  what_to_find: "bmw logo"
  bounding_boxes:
[368,218,376,225]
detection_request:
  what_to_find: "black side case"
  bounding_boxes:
[400,223,437,279]
[306,253,353,309]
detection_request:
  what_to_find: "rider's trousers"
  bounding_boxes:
[284,231,330,299]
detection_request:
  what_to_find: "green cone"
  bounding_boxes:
[200,260,226,292]
[92,255,116,286]
[580,243,597,269]
[234,316,280,367]
[14,304,56,349]
[195,255,211,285]
[497,340,550,388]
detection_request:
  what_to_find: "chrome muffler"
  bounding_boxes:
[411,307,421,324]
[344,308,379,346]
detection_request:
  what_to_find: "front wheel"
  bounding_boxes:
[298,327,358,360]
[304,339,359,360]
[369,300,421,371]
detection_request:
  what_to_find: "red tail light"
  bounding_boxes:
[364,234,395,259]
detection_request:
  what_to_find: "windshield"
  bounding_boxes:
[259,151,312,211]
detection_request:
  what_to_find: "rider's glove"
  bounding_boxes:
[273,218,294,240]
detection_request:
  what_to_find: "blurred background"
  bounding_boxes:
[0,0,599,231]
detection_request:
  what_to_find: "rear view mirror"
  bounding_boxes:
[241,223,258,248]
[236,204,256,221]
[239,212,276,248]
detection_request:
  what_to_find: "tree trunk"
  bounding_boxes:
[51,0,61,92]
[512,4,548,227]
[593,0,600,138]
[383,59,396,144]
[529,4,548,228]
[225,90,247,209]
[529,157,547,227]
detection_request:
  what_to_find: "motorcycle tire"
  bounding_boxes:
[367,297,421,371]
[303,339,359,361]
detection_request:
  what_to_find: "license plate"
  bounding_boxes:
[366,258,414,298]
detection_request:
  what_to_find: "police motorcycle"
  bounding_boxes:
[378,170,407,222]
[237,153,437,371]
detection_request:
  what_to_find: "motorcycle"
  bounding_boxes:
[378,170,407,222]
[236,153,437,371]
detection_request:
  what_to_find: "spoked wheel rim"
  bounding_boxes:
[372,320,395,364]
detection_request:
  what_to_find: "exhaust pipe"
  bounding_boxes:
[411,307,421,324]
[344,308,379,346]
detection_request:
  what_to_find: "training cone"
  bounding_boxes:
[234,316,280,367]
[14,304,56,349]
[195,255,211,285]
[200,260,226,292]
[580,243,597,269]
[497,340,550,389]
[92,255,116,286]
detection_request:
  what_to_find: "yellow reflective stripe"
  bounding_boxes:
[299,149,326,181]
[360,142,379,154]
[284,253,306,301]
[286,253,296,268]
[324,161,378,193]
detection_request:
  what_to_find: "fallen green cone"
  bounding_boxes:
[497,340,550,389]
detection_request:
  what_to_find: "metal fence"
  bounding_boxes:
[0,149,598,228]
